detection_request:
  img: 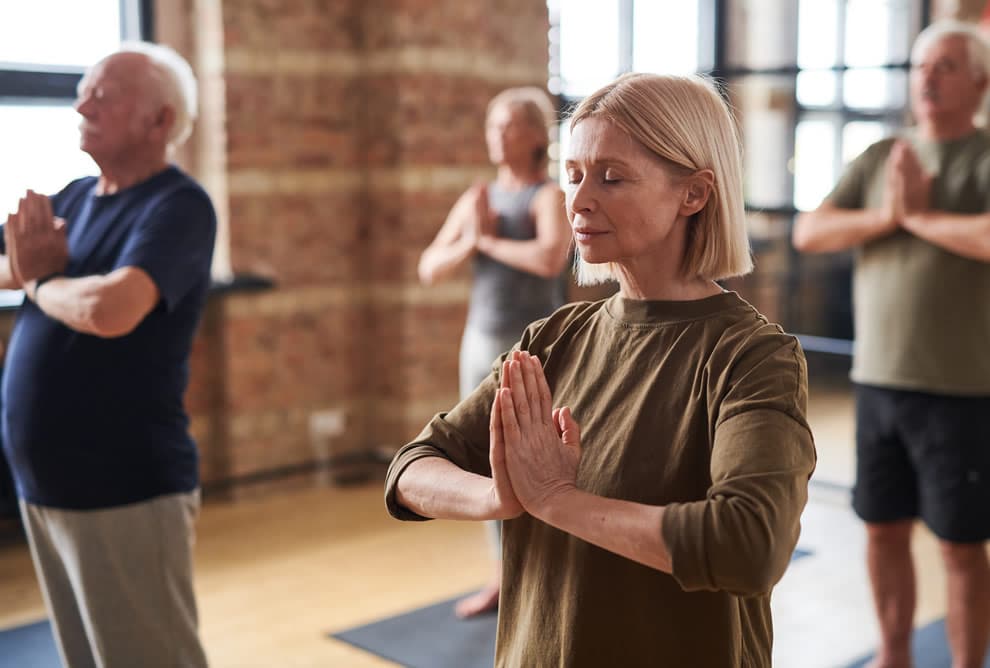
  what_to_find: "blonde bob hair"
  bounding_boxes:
[487,86,557,169]
[568,73,753,285]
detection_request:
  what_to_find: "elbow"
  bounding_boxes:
[791,215,816,252]
[418,266,436,286]
[535,250,570,279]
[714,540,790,596]
[88,297,141,338]
[417,256,439,286]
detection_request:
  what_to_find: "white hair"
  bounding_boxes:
[117,41,199,150]
[912,19,990,81]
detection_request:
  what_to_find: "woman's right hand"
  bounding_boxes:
[488,368,525,520]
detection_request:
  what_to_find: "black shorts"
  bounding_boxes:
[853,384,990,543]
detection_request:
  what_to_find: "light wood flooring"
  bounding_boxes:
[0,382,976,667]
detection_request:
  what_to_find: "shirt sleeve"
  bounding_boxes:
[661,330,817,596]
[114,188,217,311]
[826,140,892,210]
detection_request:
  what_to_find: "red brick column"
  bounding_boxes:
[160,0,551,490]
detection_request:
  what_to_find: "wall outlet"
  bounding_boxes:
[309,409,346,438]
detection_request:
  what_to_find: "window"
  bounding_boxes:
[549,0,931,345]
[0,1,148,214]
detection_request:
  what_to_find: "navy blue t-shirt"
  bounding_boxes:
[0,166,216,509]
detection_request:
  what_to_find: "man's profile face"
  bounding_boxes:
[73,53,159,162]
[910,35,986,125]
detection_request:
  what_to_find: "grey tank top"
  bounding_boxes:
[465,180,567,336]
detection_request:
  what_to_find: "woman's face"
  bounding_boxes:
[485,103,544,167]
[564,116,690,271]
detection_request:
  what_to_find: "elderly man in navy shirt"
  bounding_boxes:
[0,42,214,668]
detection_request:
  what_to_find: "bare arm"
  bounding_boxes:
[901,211,990,262]
[417,189,479,285]
[0,255,19,289]
[540,487,672,572]
[396,457,506,521]
[792,201,897,253]
[395,379,524,521]
[475,184,571,278]
[27,266,160,338]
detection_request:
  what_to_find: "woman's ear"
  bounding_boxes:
[679,169,715,217]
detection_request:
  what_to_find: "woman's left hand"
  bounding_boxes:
[496,350,582,516]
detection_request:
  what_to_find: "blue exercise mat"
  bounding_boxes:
[332,548,816,668]
[0,619,60,668]
[846,617,990,668]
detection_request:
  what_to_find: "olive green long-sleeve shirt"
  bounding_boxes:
[386,292,816,668]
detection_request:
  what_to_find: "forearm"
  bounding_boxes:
[31,275,125,337]
[395,456,500,521]
[0,255,19,289]
[476,236,567,278]
[538,487,672,573]
[902,211,990,261]
[418,237,475,285]
[792,208,895,253]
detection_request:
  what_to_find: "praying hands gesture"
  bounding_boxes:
[5,190,69,289]
[490,350,583,518]
[884,140,932,225]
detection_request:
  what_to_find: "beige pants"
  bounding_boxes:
[20,491,208,668]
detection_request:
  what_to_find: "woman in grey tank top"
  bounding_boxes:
[418,87,571,617]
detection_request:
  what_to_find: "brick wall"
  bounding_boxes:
[154,0,551,491]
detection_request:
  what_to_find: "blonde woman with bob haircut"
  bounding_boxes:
[387,73,815,667]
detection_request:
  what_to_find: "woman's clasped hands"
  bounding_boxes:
[487,350,582,520]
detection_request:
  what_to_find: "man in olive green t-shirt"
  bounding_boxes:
[793,20,990,668]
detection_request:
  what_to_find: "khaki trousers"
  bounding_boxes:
[20,491,208,668]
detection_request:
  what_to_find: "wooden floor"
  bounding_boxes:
[0,483,494,667]
[0,382,979,667]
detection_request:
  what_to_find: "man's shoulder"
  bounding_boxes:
[853,136,899,165]
[134,167,215,220]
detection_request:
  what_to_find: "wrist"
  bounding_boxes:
[531,482,580,524]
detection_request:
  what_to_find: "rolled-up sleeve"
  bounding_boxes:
[661,409,816,595]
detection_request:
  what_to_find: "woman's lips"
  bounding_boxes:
[573,227,607,242]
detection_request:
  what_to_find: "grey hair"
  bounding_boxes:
[118,41,199,150]
[911,19,990,81]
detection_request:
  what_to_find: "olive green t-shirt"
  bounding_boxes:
[385,293,816,668]
[827,129,990,395]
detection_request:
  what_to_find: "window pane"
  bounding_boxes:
[794,119,837,211]
[797,70,838,107]
[844,69,907,109]
[730,76,797,209]
[557,0,620,97]
[842,121,888,165]
[845,0,914,67]
[0,1,120,68]
[633,1,698,74]
[0,105,95,214]
[725,0,799,70]
[798,0,839,68]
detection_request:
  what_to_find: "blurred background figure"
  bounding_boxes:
[793,20,990,668]
[417,86,571,618]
